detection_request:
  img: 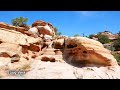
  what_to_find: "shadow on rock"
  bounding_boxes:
[63,56,104,68]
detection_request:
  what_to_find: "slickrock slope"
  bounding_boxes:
[1,60,120,79]
[23,61,120,79]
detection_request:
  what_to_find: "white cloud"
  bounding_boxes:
[79,11,91,16]
[76,11,97,16]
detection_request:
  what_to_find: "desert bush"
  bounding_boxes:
[11,17,28,27]
[97,34,110,44]
[74,34,80,37]
[113,37,120,51]
[89,34,95,39]
[112,53,120,62]
[18,64,31,71]
[0,75,2,78]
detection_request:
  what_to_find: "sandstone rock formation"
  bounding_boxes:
[0,27,43,65]
[0,43,22,57]
[32,20,55,37]
[0,22,26,33]
[53,38,65,49]
[100,31,116,40]
[0,28,42,45]
[0,20,120,79]
[63,36,118,66]
[28,27,39,37]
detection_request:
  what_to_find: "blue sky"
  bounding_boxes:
[0,11,120,36]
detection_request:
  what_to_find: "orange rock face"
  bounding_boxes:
[0,52,11,58]
[37,27,52,36]
[29,44,40,52]
[63,37,118,66]
[22,45,29,54]
[32,20,47,27]
[0,22,26,33]
[31,55,37,58]
[41,56,50,62]
[41,56,55,62]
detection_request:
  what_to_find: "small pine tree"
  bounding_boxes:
[11,17,28,27]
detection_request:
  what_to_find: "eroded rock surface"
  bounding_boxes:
[63,36,118,66]
[0,28,42,45]
[32,20,55,37]
[0,20,120,79]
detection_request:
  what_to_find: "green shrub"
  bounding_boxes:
[74,34,80,37]
[0,75,2,78]
[11,17,28,27]
[89,34,95,39]
[113,37,120,51]
[97,34,110,44]
[106,46,115,51]
[112,53,120,62]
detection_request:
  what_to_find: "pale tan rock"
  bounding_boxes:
[0,22,26,33]
[54,50,63,55]
[0,52,11,58]
[43,48,55,55]
[0,43,22,56]
[63,36,118,66]
[53,38,65,49]
[1,59,120,79]
[7,57,30,70]
[28,27,39,35]
[0,57,11,66]
[0,28,42,45]
[22,60,120,79]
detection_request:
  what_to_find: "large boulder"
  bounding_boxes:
[32,20,55,37]
[53,38,65,49]
[32,20,46,27]
[63,36,118,66]
[28,27,39,36]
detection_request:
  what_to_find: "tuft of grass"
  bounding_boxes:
[18,64,31,71]
[0,75,3,78]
